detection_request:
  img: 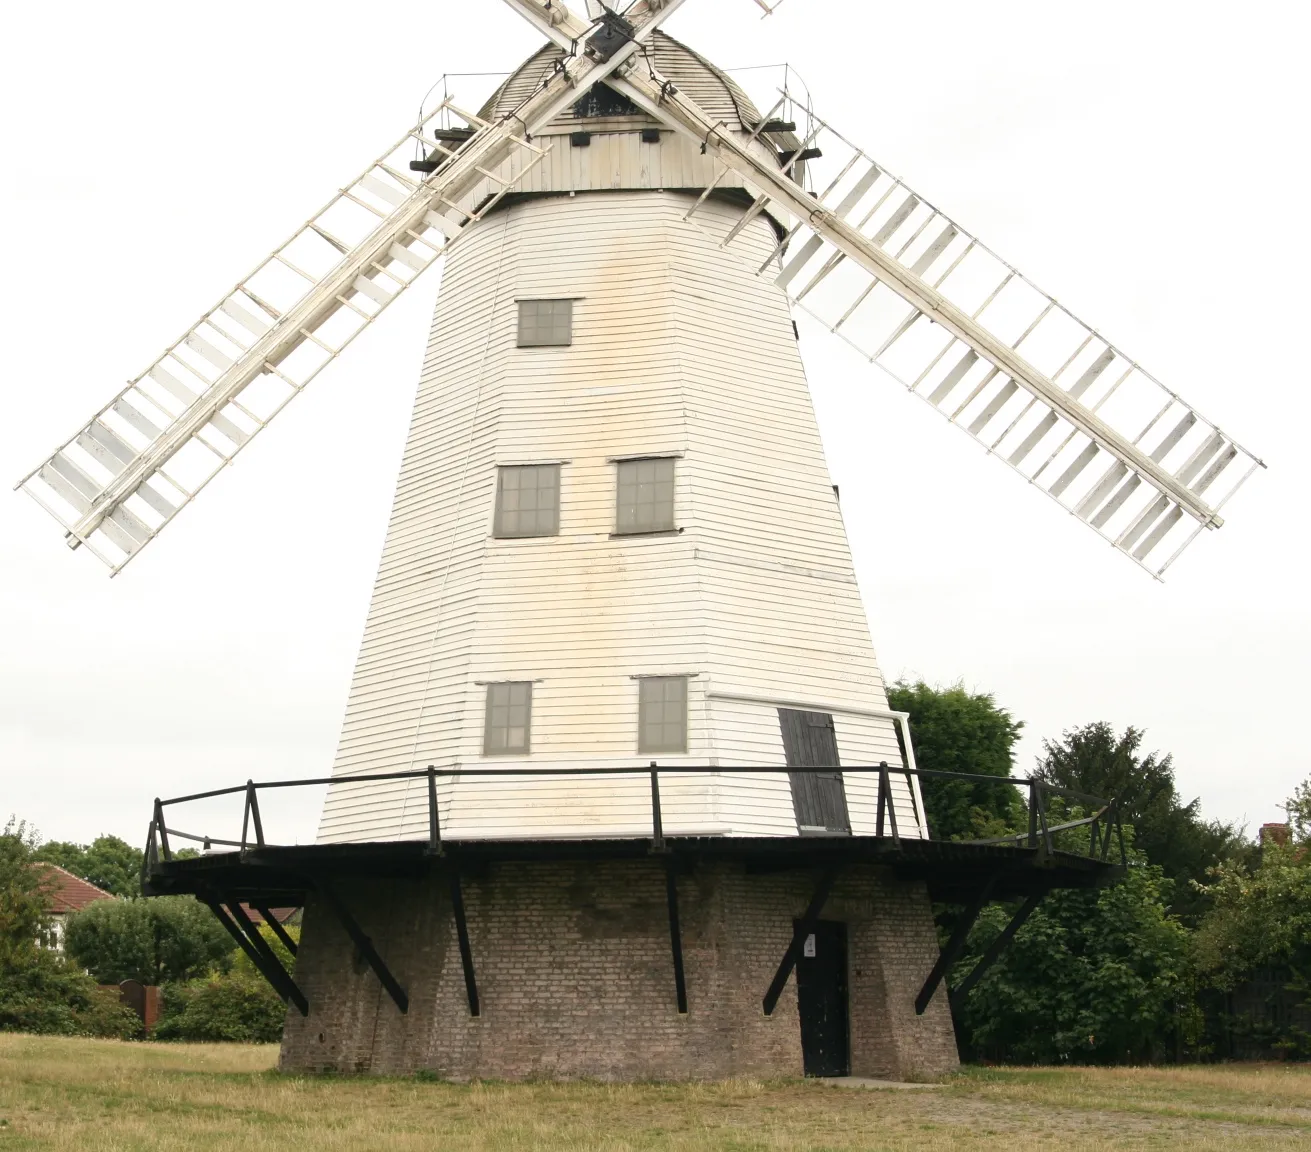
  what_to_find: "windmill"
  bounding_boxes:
[17,0,1261,1080]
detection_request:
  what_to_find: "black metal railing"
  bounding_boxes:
[142,762,1125,882]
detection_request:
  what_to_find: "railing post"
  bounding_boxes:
[650,762,665,851]
[427,766,443,857]
[246,780,264,847]
[1034,781,1053,855]
[140,821,156,890]
[1027,780,1038,848]
[1099,801,1112,861]
[901,763,923,838]
[884,763,901,846]
[876,761,888,838]
[153,798,172,861]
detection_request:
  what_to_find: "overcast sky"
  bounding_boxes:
[1,0,1305,849]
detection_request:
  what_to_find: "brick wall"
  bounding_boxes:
[279,858,958,1081]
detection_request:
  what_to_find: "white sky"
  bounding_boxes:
[1,0,1306,849]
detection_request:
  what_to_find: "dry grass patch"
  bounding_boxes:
[0,1034,1307,1150]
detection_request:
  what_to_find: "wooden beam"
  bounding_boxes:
[762,867,837,1016]
[950,892,1044,1008]
[202,896,308,1016]
[448,869,480,1017]
[665,858,687,1014]
[318,882,409,1014]
[915,876,997,1015]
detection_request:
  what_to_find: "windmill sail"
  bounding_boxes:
[15,103,542,572]
[608,75,1264,578]
[18,0,690,574]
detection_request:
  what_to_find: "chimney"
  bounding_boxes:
[1260,822,1291,848]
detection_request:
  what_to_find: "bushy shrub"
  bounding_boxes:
[0,947,141,1039]
[156,973,286,1043]
[954,860,1193,1064]
[64,895,233,985]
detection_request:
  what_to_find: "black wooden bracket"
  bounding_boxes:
[318,881,409,1015]
[915,875,997,1015]
[762,866,837,1016]
[448,868,480,1017]
[255,906,298,956]
[225,898,303,1006]
[202,896,308,1016]
[949,890,1045,1009]
[664,857,688,1014]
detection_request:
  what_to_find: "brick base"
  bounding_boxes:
[278,859,958,1081]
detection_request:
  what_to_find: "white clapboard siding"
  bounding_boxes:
[316,187,926,846]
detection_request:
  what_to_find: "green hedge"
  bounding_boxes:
[0,948,141,1039]
[155,973,286,1043]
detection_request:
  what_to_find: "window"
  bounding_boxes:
[639,676,688,755]
[484,682,532,755]
[573,83,641,119]
[517,299,572,347]
[615,457,676,535]
[494,464,560,538]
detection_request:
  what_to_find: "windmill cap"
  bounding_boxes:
[480,30,801,154]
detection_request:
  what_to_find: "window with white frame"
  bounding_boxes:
[494,464,560,538]
[484,682,532,755]
[517,299,573,347]
[615,457,676,535]
[638,676,688,755]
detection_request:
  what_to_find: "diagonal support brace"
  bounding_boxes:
[255,905,298,956]
[763,866,837,1016]
[318,881,409,1014]
[665,858,688,1014]
[448,868,480,1017]
[949,891,1044,1009]
[915,875,997,1015]
[202,896,308,1016]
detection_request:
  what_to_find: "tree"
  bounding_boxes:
[0,819,51,960]
[0,818,140,1039]
[1193,773,1311,1056]
[35,835,143,897]
[954,859,1193,1063]
[1034,723,1247,924]
[63,895,233,985]
[888,680,1025,840]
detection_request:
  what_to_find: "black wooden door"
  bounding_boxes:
[778,709,851,834]
[796,919,850,1076]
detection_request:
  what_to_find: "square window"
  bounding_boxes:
[616,457,676,535]
[639,676,688,755]
[517,299,573,347]
[484,682,532,755]
[494,464,560,538]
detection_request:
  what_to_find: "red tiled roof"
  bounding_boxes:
[37,864,117,914]
[238,904,299,925]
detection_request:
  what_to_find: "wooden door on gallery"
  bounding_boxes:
[796,919,851,1076]
[778,709,851,835]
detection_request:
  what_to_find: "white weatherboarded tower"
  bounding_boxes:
[318,35,924,847]
[17,1,1262,1082]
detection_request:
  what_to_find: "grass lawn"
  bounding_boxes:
[0,1035,1308,1150]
